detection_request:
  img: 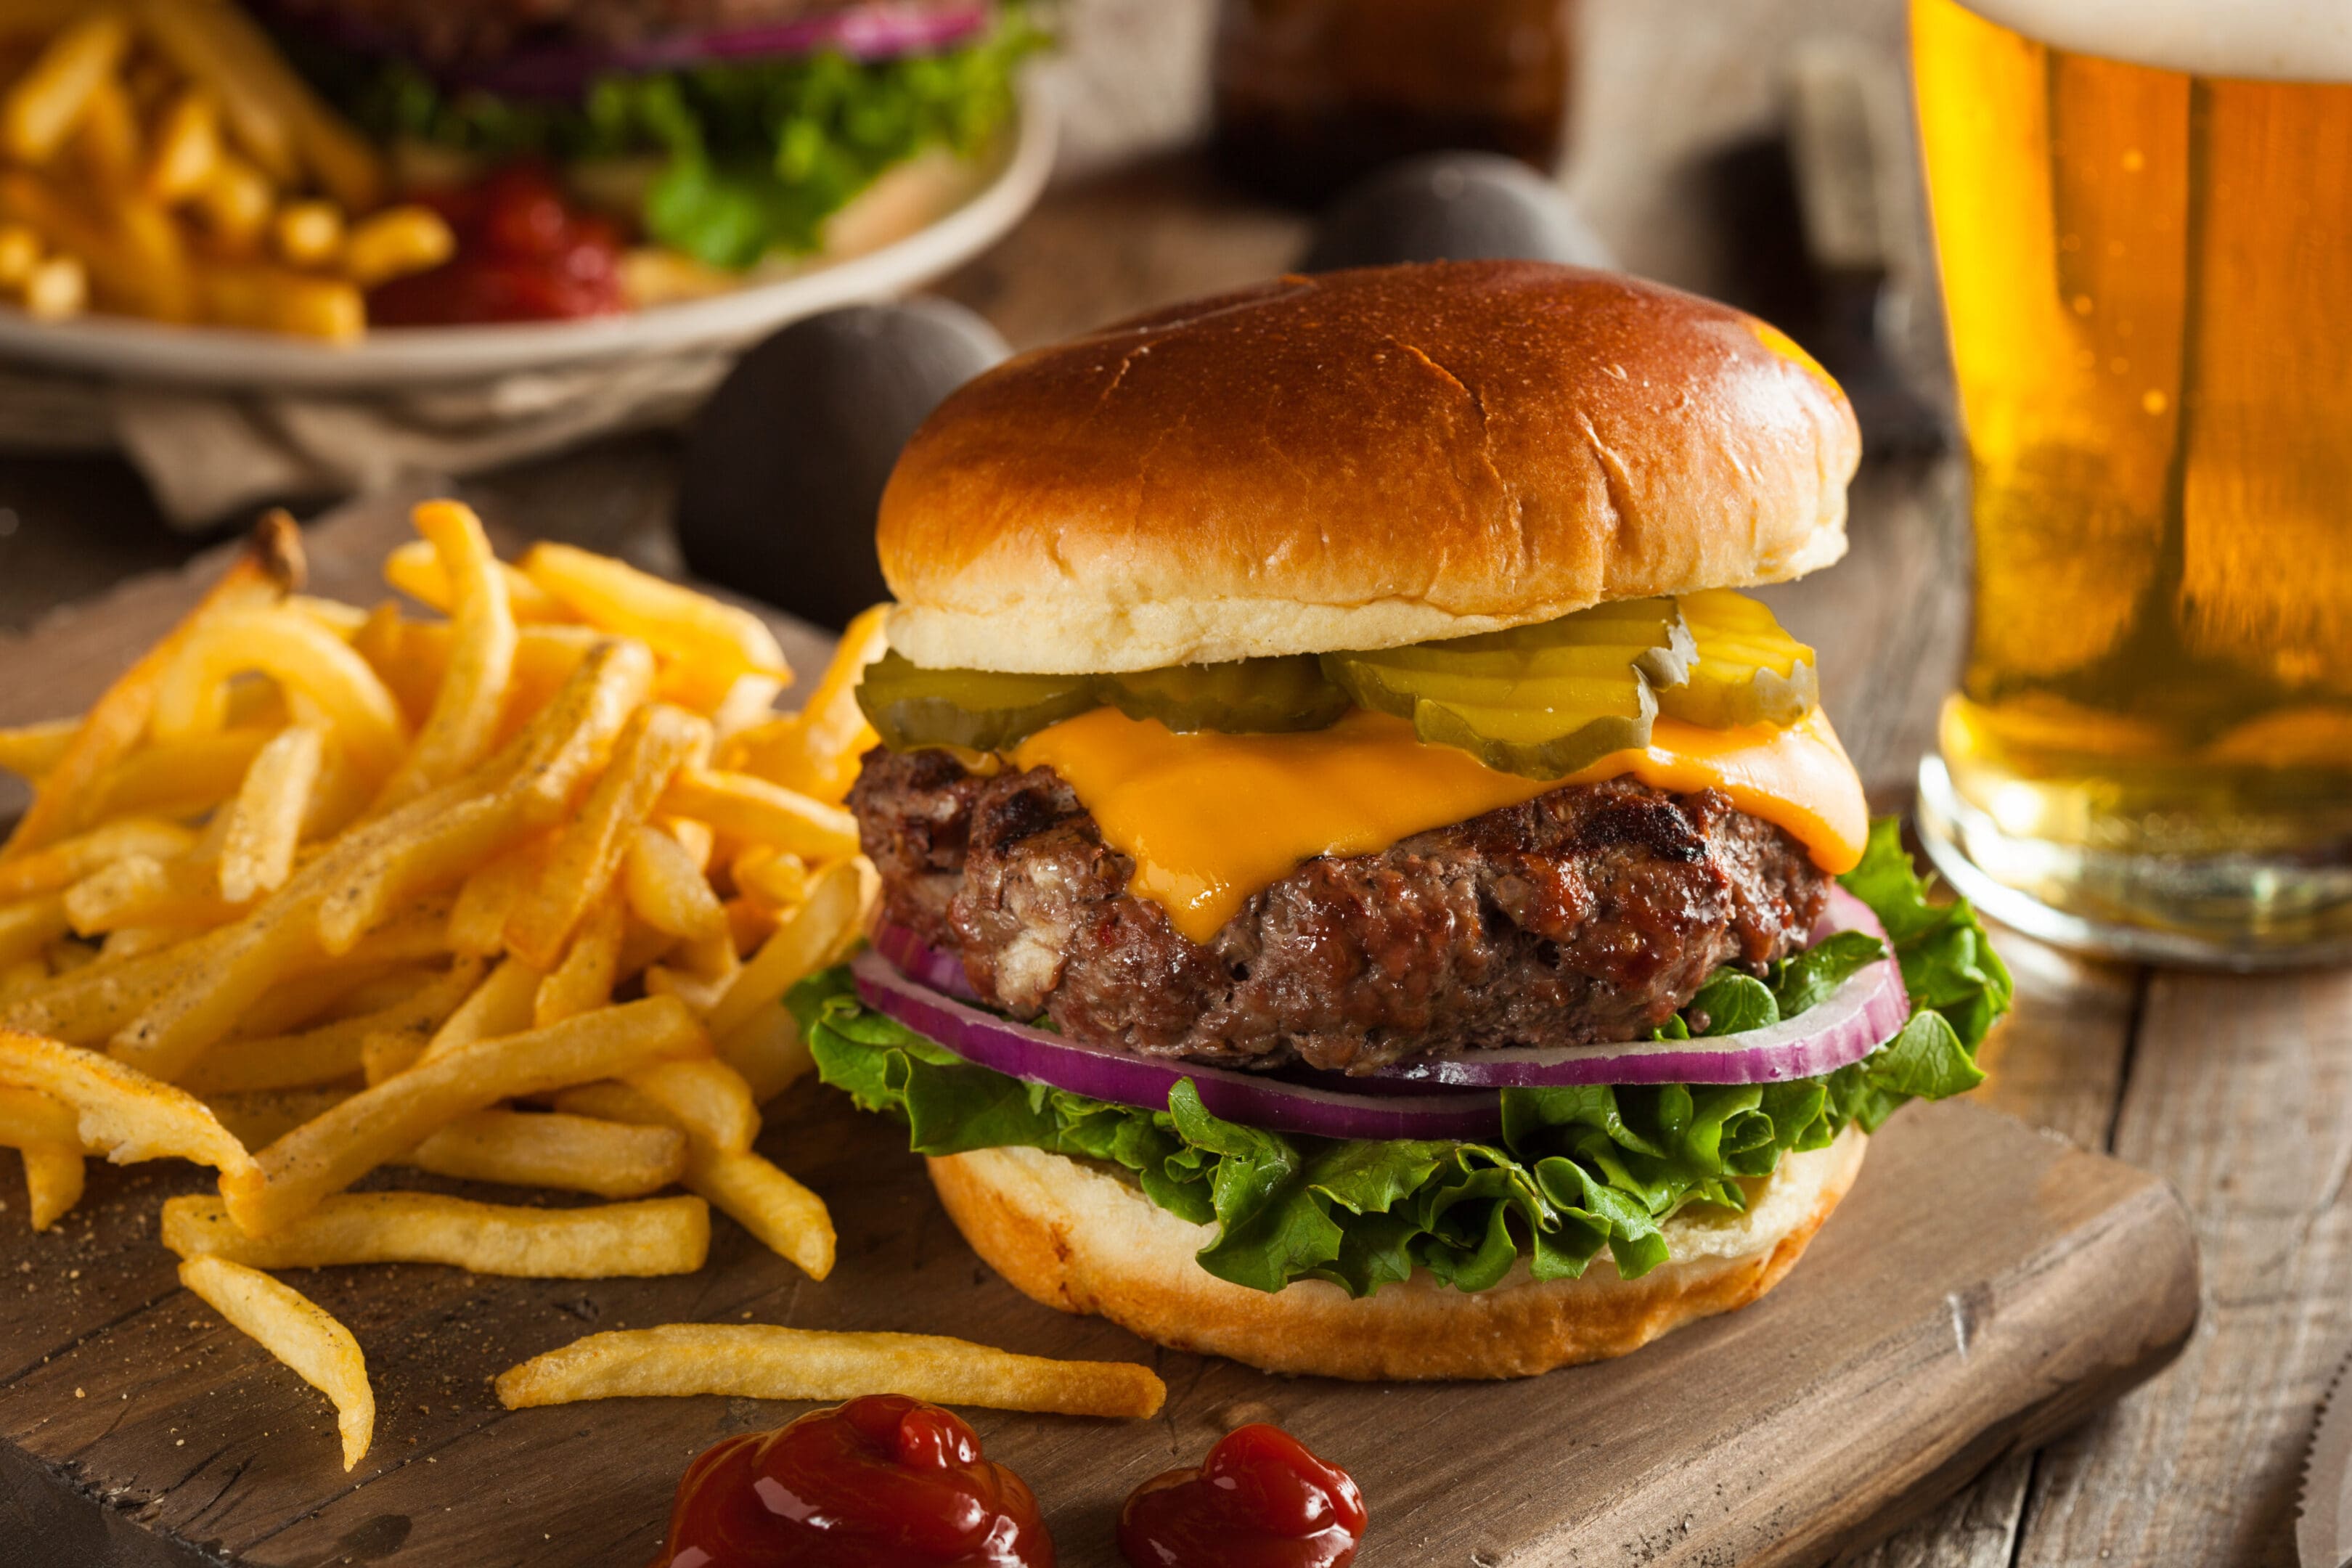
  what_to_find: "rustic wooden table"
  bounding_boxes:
[0,4,2345,1564]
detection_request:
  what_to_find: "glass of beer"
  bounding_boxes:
[1910,0,2352,965]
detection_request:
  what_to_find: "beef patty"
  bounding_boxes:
[850,746,1830,1075]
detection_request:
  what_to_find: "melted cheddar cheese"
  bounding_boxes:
[1012,706,1868,944]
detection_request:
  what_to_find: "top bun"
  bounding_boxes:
[878,261,1860,674]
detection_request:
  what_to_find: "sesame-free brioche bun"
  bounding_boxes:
[926,1124,1867,1381]
[878,261,1860,675]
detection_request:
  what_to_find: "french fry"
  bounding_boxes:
[90,725,274,820]
[382,537,569,624]
[0,716,75,781]
[449,837,546,957]
[197,258,363,340]
[685,1143,832,1278]
[505,703,709,969]
[0,221,38,289]
[658,769,859,862]
[152,607,409,782]
[722,603,888,804]
[644,926,740,1016]
[555,1055,758,1156]
[383,952,539,1079]
[198,1086,348,1151]
[1,8,127,164]
[0,894,73,968]
[495,1324,1164,1420]
[64,852,240,935]
[520,543,789,687]
[187,149,269,250]
[1,927,230,1044]
[0,166,173,317]
[713,1001,812,1106]
[164,1191,709,1278]
[1,515,298,860]
[730,845,809,910]
[622,825,728,943]
[372,502,515,811]
[0,1028,256,1178]
[179,1254,373,1471]
[401,1108,686,1199]
[271,197,340,268]
[706,857,864,1041]
[340,203,451,287]
[0,1082,78,1147]
[218,724,324,904]
[534,891,623,1029]
[145,86,219,201]
[70,70,139,187]
[21,249,82,318]
[182,958,480,1095]
[19,1142,83,1230]
[223,993,704,1235]
[0,817,195,903]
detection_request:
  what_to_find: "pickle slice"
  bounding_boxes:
[1104,657,1349,735]
[856,650,1097,752]
[1321,598,1686,780]
[1659,589,1820,729]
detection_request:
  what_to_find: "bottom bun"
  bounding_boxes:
[926,1126,1867,1381]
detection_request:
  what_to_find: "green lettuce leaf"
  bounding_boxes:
[794,815,2007,1297]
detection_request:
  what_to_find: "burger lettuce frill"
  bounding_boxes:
[791,820,2009,1297]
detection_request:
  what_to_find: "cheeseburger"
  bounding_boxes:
[793,261,2010,1381]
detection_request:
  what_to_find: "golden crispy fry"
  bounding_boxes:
[1,928,227,1044]
[534,892,623,1029]
[714,1002,813,1106]
[0,1082,78,1147]
[271,198,341,268]
[22,249,84,319]
[135,0,381,209]
[219,724,324,904]
[197,258,363,340]
[645,926,740,1016]
[555,1055,758,1155]
[505,703,709,969]
[379,952,539,1081]
[622,824,728,942]
[520,543,789,685]
[0,166,181,319]
[341,203,452,288]
[1,9,128,163]
[71,70,139,187]
[401,1108,686,1198]
[683,1142,833,1278]
[145,86,220,201]
[113,642,650,1081]
[1,514,296,860]
[183,958,481,1095]
[152,607,409,783]
[0,817,196,904]
[730,845,809,910]
[90,725,274,820]
[179,1254,373,1470]
[20,1141,83,1230]
[224,993,704,1235]
[369,619,603,745]
[187,149,269,250]
[658,769,859,862]
[0,894,73,968]
[721,603,887,805]
[0,716,75,780]
[448,837,547,958]
[496,1324,1163,1419]
[382,538,569,624]
[706,857,864,1041]
[164,1191,709,1278]
[197,1086,348,1150]
[0,1028,256,1177]
[372,502,516,811]
[0,221,38,289]
[65,852,240,936]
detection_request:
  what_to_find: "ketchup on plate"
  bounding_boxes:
[1118,1423,1366,1568]
[650,1395,1053,1568]
[369,164,626,326]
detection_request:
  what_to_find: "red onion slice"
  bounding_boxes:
[864,886,1907,1119]
[850,950,1507,1143]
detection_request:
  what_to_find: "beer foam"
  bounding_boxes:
[1956,0,2352,81]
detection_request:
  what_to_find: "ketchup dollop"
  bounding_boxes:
[369,164,627,326]
[1118,1424,1366,1568]
[650,1395,1053,1568]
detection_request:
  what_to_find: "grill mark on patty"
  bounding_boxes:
[851,745,1829,1075]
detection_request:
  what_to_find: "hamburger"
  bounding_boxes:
[791,261,2012,1381]
[262,0,1037,274]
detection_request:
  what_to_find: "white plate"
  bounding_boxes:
[0,86,1054,392]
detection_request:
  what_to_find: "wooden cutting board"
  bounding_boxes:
[0,497,2197,1567]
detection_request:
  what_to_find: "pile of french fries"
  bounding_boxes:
[0,0,452,338]
[0,502,1168,1476]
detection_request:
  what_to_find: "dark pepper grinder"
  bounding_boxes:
[676,300,1009,631]
[1211,0,1575,208]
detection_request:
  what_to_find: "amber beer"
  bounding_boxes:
[1911,0,2352,960]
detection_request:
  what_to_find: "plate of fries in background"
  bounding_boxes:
[0,0,1053,388]
[0,500,1165,1488]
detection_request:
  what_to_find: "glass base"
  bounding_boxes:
[1915,755,2352,970]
